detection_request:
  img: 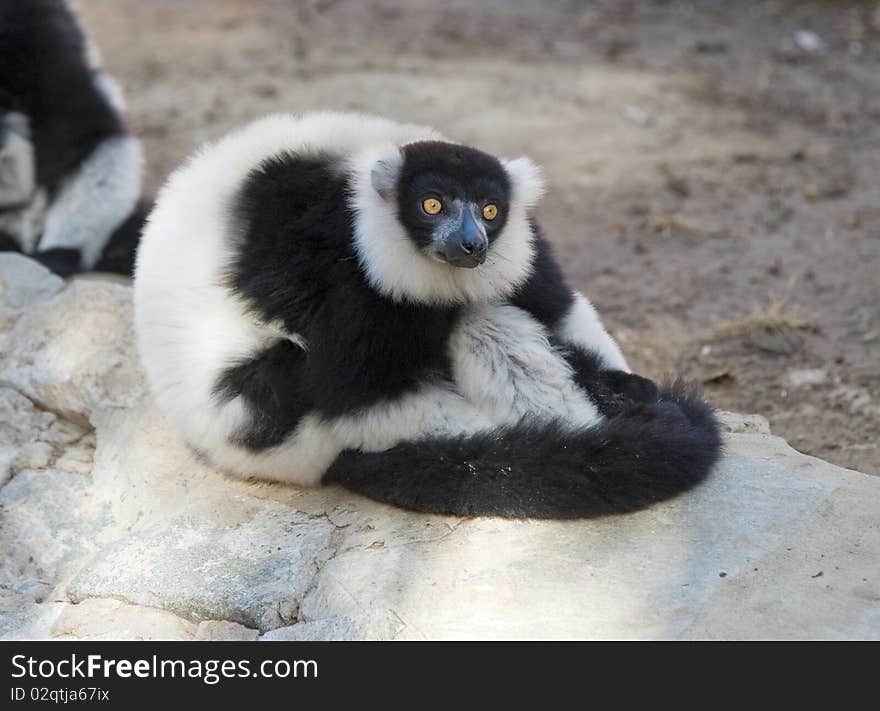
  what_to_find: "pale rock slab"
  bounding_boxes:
[260,614,405,641]
[0,253,64,311]
[0,468,106,591]
[60,403,879,640]
[196,620,260,641]
[0,467,107,640]
[0,280,147,426]
[51,598,197,641]
[0,387,93,485]
[286,435,879,640]
[67,501,337,632]
[0,593,66,641]
[0,255,877,640]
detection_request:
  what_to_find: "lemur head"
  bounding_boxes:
[359,139,545,305]
[373,141,513,269]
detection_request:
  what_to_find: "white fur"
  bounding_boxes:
[193,383,493,487]
[0,112,35,209]
[137,115,319,484]
[503,157,545,209]
[39,134,142,267]
[0,189,47,254]
[330,384,493,453]
[451,304,602,429]
[558,292,630,372]
[0,112,44,252]
[199,411,341,487]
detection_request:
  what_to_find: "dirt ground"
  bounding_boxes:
[75,0,879,474]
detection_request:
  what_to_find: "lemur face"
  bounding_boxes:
[374,141,512,269]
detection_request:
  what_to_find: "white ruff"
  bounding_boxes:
[349,150,544,306]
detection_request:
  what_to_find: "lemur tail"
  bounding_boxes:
[324,381,722,519]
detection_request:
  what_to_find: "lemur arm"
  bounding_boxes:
[38,134,142,272]
[510,226,629,372]
[555,290,630,372]
[215,335,493,456]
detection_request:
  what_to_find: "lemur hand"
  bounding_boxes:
[592,370,660,417]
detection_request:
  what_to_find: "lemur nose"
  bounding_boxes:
[439,211,488,267]
[459,233,487,255]
[459,238,474,254]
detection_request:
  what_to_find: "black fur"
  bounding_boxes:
[0,0,141,277]
[510,222,574,329]
[325,380,722,519]
[0,0,124,195]
[0,232,20,252]
[226,152,460,430]
[0,206,147,277]
[31,247,81,277]
[94,205,149,276]
[396,141,511,250]
[509,229,662,418]
[214,339,312,450]
[550,340,660,418]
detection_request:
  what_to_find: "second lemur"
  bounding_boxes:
[134,112,721,519]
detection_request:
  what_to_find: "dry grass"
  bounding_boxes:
[713,294,811,339]
[646,213,730,239]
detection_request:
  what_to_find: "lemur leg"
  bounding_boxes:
[556,291,630,372]
[506,230,654,412]
[450,304,603,429]
[503,264,659,418]
[552,338,659,418]
[552,292,661,414]
[38,133,142,270]
[510,229,630,373]
[198,337,338,487]
[328,383,494,452]
[209,336,492,486]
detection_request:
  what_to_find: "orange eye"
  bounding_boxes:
[422,197,442,215]
[482,203,499,221]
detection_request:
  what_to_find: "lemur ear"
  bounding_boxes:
[370,151,404,201]
[503,157,546,209]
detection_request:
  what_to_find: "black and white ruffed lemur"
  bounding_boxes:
[0,0,144,276]
[134,112,722,519]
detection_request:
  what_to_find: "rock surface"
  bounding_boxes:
[0,254,64,312]
[0,265,147,426]
[0,256,877,640]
